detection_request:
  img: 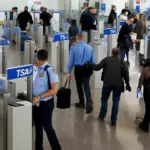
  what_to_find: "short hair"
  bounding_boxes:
[121,9,127,14]
[77,33,84,38]
[127,15,134,20]
[112,48,120,56]
[88,7,93,11]
[37,49,48,61]
[139,13,144,20]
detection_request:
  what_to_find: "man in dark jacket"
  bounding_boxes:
[118,15,134,64]
[17,6,33,31]
[108,6,117,27]
[80,7,96,42]
[93,48,131,126]
[40,7,52,35]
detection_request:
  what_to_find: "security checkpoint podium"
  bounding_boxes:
[0,39,33,150]
[0,64,33,150]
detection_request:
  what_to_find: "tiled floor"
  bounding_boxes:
[1,46,150,150]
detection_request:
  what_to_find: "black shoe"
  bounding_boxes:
[111,122,116,127]
[99,115,104,121]
[75,103,85,108]
[139,124,149,133]
[86,103,93,114]
[12,40,16,44]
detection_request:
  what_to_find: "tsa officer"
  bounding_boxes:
[32,49,61,150]
[68,33,95,114]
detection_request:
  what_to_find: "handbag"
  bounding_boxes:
[57,79,71,109]
[124,35,133,49]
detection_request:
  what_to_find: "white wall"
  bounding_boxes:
[0,0,28,10]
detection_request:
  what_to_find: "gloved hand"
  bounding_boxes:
[126,84,131,92]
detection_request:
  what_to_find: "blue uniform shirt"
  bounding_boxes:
[68,41,95,73]
[33,62,58,101]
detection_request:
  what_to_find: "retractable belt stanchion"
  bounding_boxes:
[104,28,117,56]
[52,33,69,73]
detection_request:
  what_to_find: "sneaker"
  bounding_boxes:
[86,103,93,114]
[75,103,85,108]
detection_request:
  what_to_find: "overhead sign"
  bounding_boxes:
[101,3,106,11]
[136,0,140,4]
[104,28,117,35]
[53,33,69,42]
[7,64,33,80]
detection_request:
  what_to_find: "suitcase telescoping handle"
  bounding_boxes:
[64,79,70,88]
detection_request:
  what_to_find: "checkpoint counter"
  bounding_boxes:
[0,64,33,150]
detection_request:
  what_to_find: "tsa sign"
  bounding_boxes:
[53,33,69,42]
[104,28,117,35]
[101,3,106,11]
[7,64,33,80]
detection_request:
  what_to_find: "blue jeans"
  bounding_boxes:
[33,99,61,150]
[120,48,129,61]
[100,84,121,123]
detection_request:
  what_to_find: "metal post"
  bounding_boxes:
[2,46,8,75]
[144,35,148,59]
[24,40,35,64]
[107,35,113,57]
[37,26,43,49]
[24,40,35,102]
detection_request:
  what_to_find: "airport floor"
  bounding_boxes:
[2,45,150,150]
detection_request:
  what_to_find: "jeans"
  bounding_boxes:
[74,67,92,105]
[100,84,121,123]
[33,99,61,150]
[120,47,129,61]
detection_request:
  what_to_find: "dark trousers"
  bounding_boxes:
[100,84,121,123]
[33,99,61,150]
[74,67,92,105]
[141,88,150,130]
[120,47,129,62]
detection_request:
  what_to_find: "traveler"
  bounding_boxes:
[118,15,134,64]
[92,8,98,30]
[93,48,131,126]
[125,7,132,16]
[119,9,128,21]
[17,6,33,31]
[68,20,79,47]
[67,33,95,114]
[134,14,147,51]
[108,5,117,28]
[9,7,18,20]
[81,2,88,13]
[40,7,52,35]
[133,13,139,24]
[33,49,61,150]
[80,7,96,42]
[138,59,150,132]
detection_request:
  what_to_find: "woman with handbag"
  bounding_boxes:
[118,16,134,64]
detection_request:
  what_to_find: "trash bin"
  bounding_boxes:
[20,35,31,51]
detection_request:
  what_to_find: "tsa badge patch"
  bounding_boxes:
[39,73,44,77]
